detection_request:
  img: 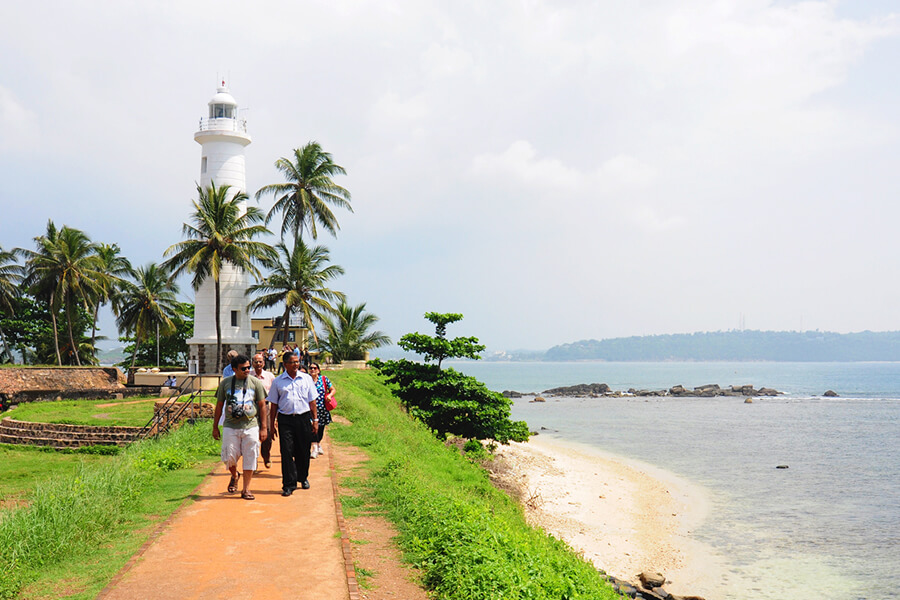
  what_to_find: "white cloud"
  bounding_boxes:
[0,86,39,153]
[470,140,583,190]
[2,0,900,349]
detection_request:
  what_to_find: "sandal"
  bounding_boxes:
[227,473,240,494]
[241,491,255,501]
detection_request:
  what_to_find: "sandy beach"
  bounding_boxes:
[490,435,727,598]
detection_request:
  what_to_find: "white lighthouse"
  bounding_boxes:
[187,82,258,374]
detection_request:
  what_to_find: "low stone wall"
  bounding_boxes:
[0,417,142,448]
[0,367,137,407]
[324,360,369,371]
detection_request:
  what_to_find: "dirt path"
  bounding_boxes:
[99,436,350,600]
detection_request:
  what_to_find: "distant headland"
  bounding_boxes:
[484,330,900,362]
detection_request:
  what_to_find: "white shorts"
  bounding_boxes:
[221,426,259,471]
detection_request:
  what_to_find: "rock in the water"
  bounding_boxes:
[501,390,523,398]
[744,397,753,403]
[652,587,673,600]
[531,396,546,403]
[823,390,839,397]
[757,387,781,396]
[639,572,666,588]
[776,465,789,469]
[542,382,610,396]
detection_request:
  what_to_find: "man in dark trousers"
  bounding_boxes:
[266,352,318,496]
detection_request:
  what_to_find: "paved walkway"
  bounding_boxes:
[99,436,351,600]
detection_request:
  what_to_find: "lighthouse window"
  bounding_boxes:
[210,104,234,119]
[231,310,239,327]
[201,157,207,174]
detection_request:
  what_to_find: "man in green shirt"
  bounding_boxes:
[213,354,268,500]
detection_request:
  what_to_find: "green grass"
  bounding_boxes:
[0,445,116,506]
[0,421,220,599]
[327,369,624,600]
[6,396,160,428]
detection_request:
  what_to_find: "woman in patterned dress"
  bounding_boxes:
[309,363,334,458]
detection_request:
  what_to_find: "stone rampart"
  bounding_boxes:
[0,367,159,407]
[0,417,142,448]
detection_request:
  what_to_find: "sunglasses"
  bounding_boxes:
[238,366,251,371]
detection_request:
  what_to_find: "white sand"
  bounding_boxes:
[490,435,727,598]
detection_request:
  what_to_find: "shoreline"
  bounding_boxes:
[489,435,727,598]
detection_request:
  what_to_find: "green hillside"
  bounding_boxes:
[544,330,900,361]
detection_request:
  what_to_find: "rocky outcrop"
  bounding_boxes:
[604,572,706,600]
[542,383,610,397]
[605,571,706,600]
[534,382,783,399]
[823,390,839,397]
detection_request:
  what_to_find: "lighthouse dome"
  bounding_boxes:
[208,86,238,107]
[208,84,238,119]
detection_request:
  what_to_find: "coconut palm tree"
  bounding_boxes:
[255,141,353,242]
[23,222,102,365]
[116,263,181,369]
[319,301,391,363]
[248,240,345,348]
[0,245,25,363]
[89,243,132,361]
[163,182,275,370]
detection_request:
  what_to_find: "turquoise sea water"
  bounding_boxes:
[447,361,900,600]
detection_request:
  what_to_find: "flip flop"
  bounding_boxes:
[227,473,240,493]
[241,491,255,501]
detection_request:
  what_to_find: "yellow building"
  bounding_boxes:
[250,317,310,352]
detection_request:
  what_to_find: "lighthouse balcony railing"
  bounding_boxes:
[197,117,248,133]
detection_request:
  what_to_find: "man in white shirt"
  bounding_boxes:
[267,352,318,496]
[251,352,277,468]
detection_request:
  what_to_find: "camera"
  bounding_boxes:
[230,400,245,419]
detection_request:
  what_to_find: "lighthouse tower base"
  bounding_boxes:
[188,342,258,375]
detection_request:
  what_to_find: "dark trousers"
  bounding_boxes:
[277,413,313,491]
[315,423,326,444]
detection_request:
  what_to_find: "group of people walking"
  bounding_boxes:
[259,344,314,374]
[212,349,335,500]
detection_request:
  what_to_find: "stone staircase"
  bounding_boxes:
[0,417,142,448]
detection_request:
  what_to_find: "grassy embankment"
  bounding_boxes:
[0,422,220,600]
[7,396,158,427]
[327,369,624,600]
[7,391,218,428]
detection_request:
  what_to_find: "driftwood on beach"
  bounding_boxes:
[503,382,783,399]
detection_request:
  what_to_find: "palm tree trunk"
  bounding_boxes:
[130,329,142,369]
[0,323,13,363]
[91,300,100,362]
[65,301,81,366]
[281,304,291,352]
[304,307,319,347]
[50,291,62,365]
[215,278,222,374]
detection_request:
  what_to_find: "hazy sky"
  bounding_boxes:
[2,1,899,351]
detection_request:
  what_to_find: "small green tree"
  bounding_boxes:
[371,312,529,444]
[397,312,484,368]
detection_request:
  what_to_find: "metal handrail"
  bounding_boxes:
[135,375,208,441]
[197,117,248,133]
